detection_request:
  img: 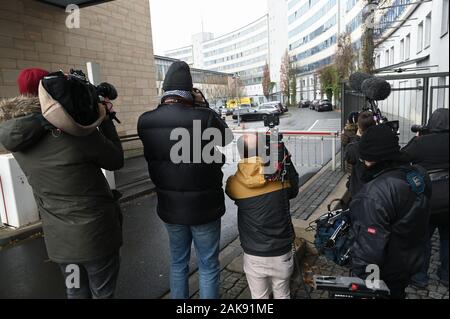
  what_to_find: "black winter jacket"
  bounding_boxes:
[402,132,449,225]
[349,164,431,284]
[226,157,299,257]
[137,103,233,225]
[344,135,365,197]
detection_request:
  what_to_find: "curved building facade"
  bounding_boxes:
[288,0,341,100]
[164,16,269,103]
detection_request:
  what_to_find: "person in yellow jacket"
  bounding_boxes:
[226,133,299,299]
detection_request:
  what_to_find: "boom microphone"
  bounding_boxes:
[349,72,372,92]
[361,77,392,101]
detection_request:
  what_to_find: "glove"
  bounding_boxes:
[102,100,121,124]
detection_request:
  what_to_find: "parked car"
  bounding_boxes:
[316,99,333,112]
[232,105,253,120]
[310,99,320,110]
[263,101,287,113]
[221,107,233,117]
[257,103,281,114]
[298,100,310,108]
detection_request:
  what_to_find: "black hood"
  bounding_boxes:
[427,108,449,131]
[0,96,48,152]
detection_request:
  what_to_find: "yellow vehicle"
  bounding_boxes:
[226,97,254,109]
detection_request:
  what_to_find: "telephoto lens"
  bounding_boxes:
[411,124,424,133]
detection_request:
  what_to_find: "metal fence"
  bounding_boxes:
[341,72,450,146]
[121,130,342,171]
[222,129,341,171]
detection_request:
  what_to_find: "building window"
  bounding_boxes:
[425,13,432,48]
[405,34,411,60]
[385,49,390,66]
[400,39,405,61]
[417,21,424,52]
[376,54,381,68]
[442,0,449,36]
[390,46,395,65]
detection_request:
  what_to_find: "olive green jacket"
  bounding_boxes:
[0,96,124,263]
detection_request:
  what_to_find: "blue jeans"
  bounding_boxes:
[59,252,120,299]
[165,219,221,299]
[412,223,449,285]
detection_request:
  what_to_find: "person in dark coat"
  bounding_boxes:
[137,61,233,299]
[226,133,299,299]
[344,111,376,198]
[0,68,124,299]
[403,108,449,288]
[349,124,432,299]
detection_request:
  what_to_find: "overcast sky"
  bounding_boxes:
[150,0,268,55]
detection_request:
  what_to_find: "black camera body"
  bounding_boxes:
[69,69,120,123]
[262,113,290,182]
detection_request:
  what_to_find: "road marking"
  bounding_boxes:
[308,120,319,131]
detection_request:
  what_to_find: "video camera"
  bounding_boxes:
[68,69,120,124]
[313,275,391,299]
[312,207,353,266]
[262,113,290,182]
[349,72,399,134]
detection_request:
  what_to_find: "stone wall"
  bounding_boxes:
[0,0,158,152]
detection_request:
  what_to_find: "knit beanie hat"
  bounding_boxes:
[17,68,49,96]
[427,108,449,131]
[359,124,401,162]
[163,61,193,92]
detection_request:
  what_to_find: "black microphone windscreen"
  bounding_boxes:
[361,77,392,101]
[349,72,373,92]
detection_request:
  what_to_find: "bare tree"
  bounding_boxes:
[361,0,378,73]
[335,32,356,80]
[262,62,271,100]
[280,50,294,105]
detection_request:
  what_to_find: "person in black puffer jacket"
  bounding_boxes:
[403,108,449,288]
[349,124,432,299]
[137,61,233,299]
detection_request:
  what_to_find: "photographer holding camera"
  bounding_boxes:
[348,124,432,299]
[344,111,376,198]
[0,68,124,299]
[403,108,449,288]
[138,61,233,299]
[225,133,299,299]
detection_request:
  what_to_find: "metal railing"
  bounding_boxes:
[225,129,341,171]
[120,130,342,171]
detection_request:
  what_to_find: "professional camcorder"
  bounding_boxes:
[69,69,120,123]
[262,113,291,182]
[312,205,353,266]
[349,72,399,134]
[313,275,391,299]
[42,69,120,125]
[411,124,449,135]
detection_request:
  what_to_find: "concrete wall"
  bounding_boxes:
[0,0,158,146]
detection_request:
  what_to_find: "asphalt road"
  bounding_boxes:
[0,107,341,299]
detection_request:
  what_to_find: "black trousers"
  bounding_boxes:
[59,252,120,299]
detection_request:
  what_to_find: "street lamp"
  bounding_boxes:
[233,73,241,127]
